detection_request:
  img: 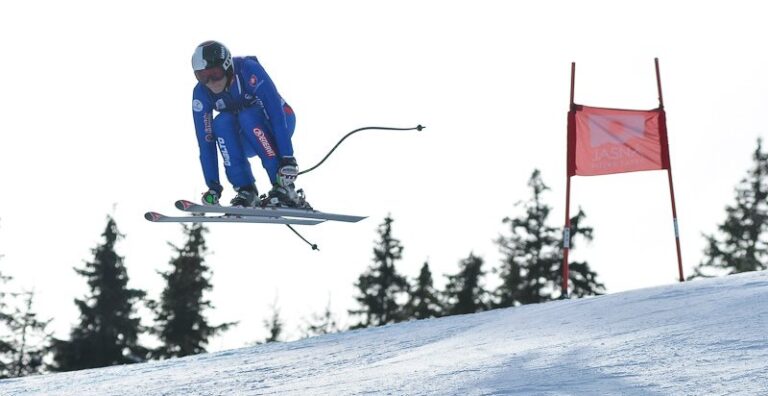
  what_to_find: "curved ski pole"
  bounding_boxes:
[286,224,319,251]
[299,125,425,175]
[288,125,424,249]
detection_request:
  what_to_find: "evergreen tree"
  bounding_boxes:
[495,170,561,306]
[349,216,409,328]
[263,300,283,343]
[443,253,489,316]
[50,216,148,371]
[404,261,443,320]
[690,139,768,279]
[4,291,51,378]
[0,251,16,378]
[555,209,605,298]
[152,223,234,359]
[0,226,52,378]
[495,170,604,306]
[301,297,340,338]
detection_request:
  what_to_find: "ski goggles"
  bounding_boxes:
[194,66,226,84]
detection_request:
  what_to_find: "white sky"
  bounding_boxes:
[1,1,766,351]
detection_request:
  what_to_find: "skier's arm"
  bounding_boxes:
[192,87,221,190]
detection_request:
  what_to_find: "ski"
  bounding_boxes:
[144,211,324,225]
[174,200,367,223]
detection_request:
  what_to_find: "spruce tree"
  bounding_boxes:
[0,226,52,378]
[495,170,604,306]
[263,300,283,343]
[4,291,51,378]
[152,223,233,359]
[555,209,605,298]
[301,297,340,338]
[495,170,561,306]
[50,216,147,371]
[0,252,16,378]
[404,261,443,320]
[349,216,409,328]
[690,138,768,278]
[443,253,489,316]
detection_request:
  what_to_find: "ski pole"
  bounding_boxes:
[288,124,425,250]
[300,125,425,175]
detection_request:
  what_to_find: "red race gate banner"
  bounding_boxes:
[561,59,684,299]
[568,105,671,177]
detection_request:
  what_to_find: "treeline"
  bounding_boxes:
[0,217,231,377]
[2,138,768,378]
[1,169,599,377]
[348,169,603,330]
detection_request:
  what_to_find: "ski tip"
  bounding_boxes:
[144,212,163,222]
[175,200,195,210]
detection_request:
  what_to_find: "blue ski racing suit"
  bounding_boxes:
[192,56,296,193]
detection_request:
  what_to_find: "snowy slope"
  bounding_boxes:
[2,271,767,396]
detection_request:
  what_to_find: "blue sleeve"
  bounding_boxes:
[242,59,294,157]
[192,85,220,189]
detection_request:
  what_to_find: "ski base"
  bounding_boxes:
[174,200,367,223]
[144,212,324,225]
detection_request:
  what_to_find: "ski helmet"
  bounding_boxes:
[191,40,233,84]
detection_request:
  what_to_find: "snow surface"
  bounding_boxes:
[2,271,767,395]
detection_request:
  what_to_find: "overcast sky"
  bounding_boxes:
[1,0,766,351]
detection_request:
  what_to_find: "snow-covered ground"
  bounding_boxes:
[2,271,767,395]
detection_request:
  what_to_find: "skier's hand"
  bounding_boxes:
[277,156,299,187]
[202,183,223,205]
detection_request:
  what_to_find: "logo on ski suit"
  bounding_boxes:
[253,128,276,157]
[203,113,214,142]
[217,137,232,166]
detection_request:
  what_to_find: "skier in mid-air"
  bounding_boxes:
[191,40,308,208]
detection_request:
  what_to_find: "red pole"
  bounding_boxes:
[570,62,576,105]
[655,58,665,108]
[655,58,685,282]
[562,62,576,298]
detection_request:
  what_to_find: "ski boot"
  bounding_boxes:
[261,183,311,209]
[262,157,312,208]
[230,184,259,207]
